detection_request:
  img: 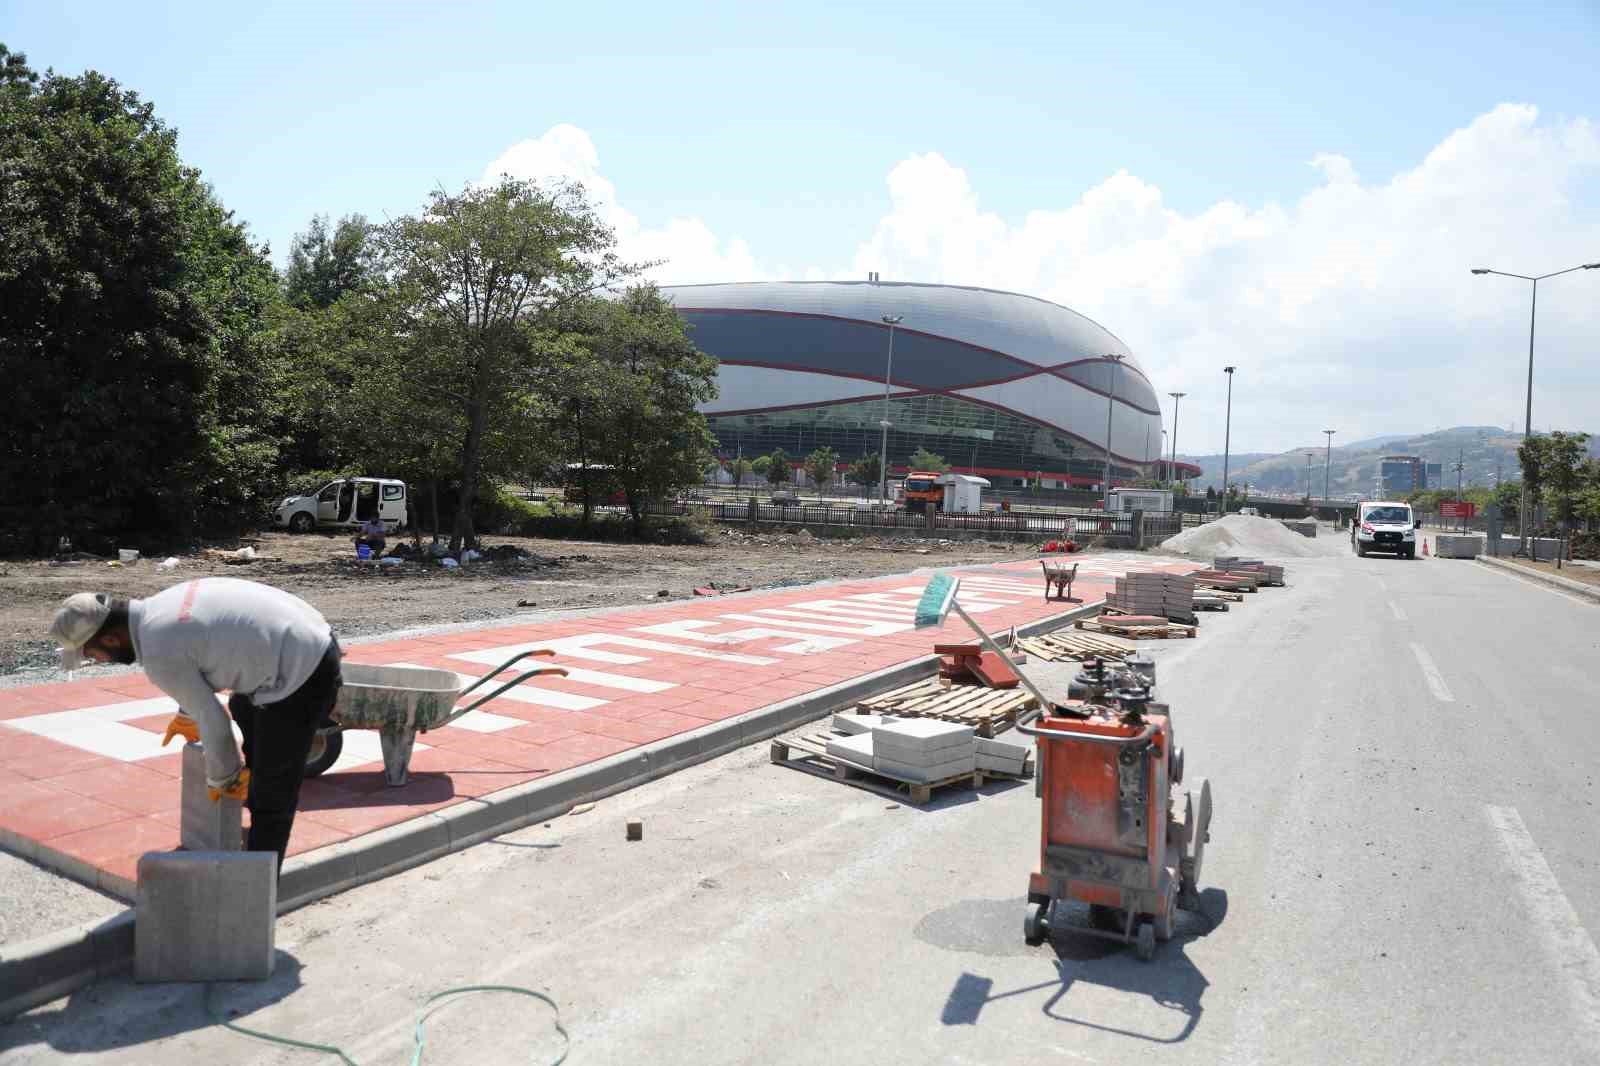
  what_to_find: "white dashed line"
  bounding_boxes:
[1388,600,1407,622]
[1409,643,1454,702]
[1485,805,1600,1045]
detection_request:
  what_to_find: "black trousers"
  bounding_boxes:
[228,639,343,868]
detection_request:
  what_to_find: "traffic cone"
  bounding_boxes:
[1422,538,1430,557]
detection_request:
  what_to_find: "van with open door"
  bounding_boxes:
[274,477,408,533]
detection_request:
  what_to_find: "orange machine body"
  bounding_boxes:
[1027,707,1178,924]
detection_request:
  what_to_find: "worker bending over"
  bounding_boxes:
[49,578,342,868]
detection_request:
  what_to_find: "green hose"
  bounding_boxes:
[207,982,570,1065]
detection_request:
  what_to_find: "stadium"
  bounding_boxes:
[662,281,1199,491]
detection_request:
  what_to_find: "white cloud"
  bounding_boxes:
[485,107,1600,452]
[481,125,768,286]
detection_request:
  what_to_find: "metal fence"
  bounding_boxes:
[647,499,1173,539]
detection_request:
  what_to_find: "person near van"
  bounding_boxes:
[47,579,342,869]
[355,514,387,558]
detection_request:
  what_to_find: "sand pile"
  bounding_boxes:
[1159,514,1345,559]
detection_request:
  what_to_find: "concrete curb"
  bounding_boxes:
[1475,555,1600,605]
[0,599,1102,1020]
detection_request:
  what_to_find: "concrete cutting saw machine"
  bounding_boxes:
[913,572,1214,961]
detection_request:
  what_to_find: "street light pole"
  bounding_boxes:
[1101,354,1127,511]
[1220,368,1236,513]
[877,314,903,507]
[1305,453,1315,504]
[1323,430,1336,508]
[1471,261,1598,551]
[1168,391,1185,491]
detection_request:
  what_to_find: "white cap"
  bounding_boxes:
[48,592,111,672]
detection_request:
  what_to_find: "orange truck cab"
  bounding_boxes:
[900,471,944,513]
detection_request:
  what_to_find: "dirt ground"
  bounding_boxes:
[1,527,1033,679]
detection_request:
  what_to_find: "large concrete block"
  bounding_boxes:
[872,719,975,765]
[874,752,975,782]
[180,743,242,852]
[831,713,893,735]
[135,850,276,983]
[825,732,875,767]
[1434,533,1481,559]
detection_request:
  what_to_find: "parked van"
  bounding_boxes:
[274,477,408,533]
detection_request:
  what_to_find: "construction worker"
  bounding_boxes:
[48,578,342,869]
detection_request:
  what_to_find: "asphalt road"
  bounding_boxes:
[5,549,1598,1064]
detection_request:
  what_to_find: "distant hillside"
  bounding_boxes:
[1179,426,1597,496]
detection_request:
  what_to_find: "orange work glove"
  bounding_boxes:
[207,767,251,804]
[161,713,201,747]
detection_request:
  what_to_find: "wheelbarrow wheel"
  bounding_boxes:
[304,727,343,777]
[1135,922,1157,962]
[1024,900,1049,946]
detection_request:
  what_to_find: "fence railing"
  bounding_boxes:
[647,499,1177,539]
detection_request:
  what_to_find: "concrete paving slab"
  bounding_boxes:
[134,851,276,983]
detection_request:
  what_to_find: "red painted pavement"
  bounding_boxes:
[0,554,1188,896]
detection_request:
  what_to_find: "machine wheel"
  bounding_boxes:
[1170,745,1185,786]
[1183,776,1212,903]
[304,727,343,777]
[1354,543,1366,557]
[289,511,315,533]
[1135,922,1157,962]
[1024,900,1049,946]
[1402,546,1415,559]
[1154,885,1178,942]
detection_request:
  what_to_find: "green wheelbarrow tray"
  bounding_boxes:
[308,649,564,787]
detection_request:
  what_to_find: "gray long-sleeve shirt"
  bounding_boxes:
[129,578,333,787]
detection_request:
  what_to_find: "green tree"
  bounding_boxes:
[578,285,718,533]
[751,455,773,476]
[765,448,790,486]
[805,447,838,495]
[1493,480,1521,523]
[847,453,883,491]
[728,457,754,490]
[0,46,287,550]
[909,447,949,473]
[284,213,373,309]
[365,177,634,551]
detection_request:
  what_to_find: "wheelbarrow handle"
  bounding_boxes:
[457,648,557,698]
[436,666,570,728]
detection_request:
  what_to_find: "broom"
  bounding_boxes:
[913,572,1053,720]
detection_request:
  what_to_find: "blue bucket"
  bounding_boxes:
[356,543,372,561]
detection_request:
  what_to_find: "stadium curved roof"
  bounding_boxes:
[664,281,1162,466]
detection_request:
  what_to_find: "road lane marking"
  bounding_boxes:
[1388,600,1407,622]
[1485,805,1600,1044]
[1409,643,1454,702]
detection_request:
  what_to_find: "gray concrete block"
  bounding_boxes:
[874,736,974,765]
[832,712,893,735]
[0,922,94,1017]
[874,752,975,782]
[574,750,652,804]
[825,732,875,767]
[1435,533,1481,559]
[975,736,1029,760]
[433,796,519,851]
[975,751,1028,774]
[277,843,360,911]
[180,743,242,852]
[135,851,276,983]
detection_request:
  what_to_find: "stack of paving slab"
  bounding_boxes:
[1105,572,1198,624]
[1214,557,1285,585]
[832,710,1030,777]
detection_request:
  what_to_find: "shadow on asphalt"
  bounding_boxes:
[0,948,305,1056]
[933,887,1228,1044]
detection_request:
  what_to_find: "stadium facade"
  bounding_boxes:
[663,281,1195,490]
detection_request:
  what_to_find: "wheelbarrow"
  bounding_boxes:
[304,649,565,786]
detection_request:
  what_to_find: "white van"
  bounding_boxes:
[274,477,408,534]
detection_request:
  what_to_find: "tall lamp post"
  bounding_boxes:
[1168,391,1185,490]
[1161,429,1168,484]
[876,314,903,506]
[1322,429,1336,508]
[1470,261,1598,551]
[1220,368,1236,513]
[1305,453,1315,504]
[1101,353,1127,511]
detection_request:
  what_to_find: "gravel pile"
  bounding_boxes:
[1159,515,1346,559]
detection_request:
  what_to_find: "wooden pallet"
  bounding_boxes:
[1196,580,1256,594]
[770,732,1024,805]
[1014,631,1136,663]
[853,678,1036,737]
[1076,617,1197,639]
[1102,604,1200,626]
[1197,587,1245,602]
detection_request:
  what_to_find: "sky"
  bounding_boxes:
[4,0,1598,455]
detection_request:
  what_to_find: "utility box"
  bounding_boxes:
[937,474,990,514]
[1108,487,1173,513]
